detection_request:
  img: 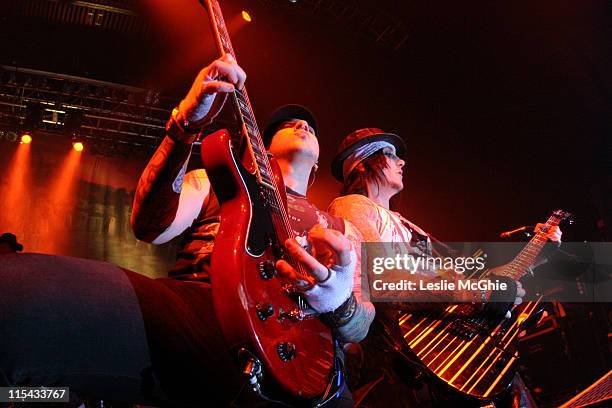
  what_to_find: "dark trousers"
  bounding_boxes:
[0,253,260,406]
[0,253,352,407]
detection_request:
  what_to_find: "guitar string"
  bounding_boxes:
[209,0,312,284]
[404,212,564,396]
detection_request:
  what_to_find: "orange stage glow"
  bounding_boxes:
[40,148,83,254]
[1,143,32,239]
[73,141,84,152]
[20,134,32,144]
[241,11,252,22]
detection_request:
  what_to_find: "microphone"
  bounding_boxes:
[499,225,534,238]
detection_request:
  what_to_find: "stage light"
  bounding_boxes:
[20,134,32,144]
[72,141,84,152]
[242,10,252,22]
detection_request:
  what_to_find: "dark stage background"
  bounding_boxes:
[2,0,610,241]
[0,1,610,405]
[0,1,610,274]
[0,0,609,268]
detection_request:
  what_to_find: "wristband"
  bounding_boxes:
[165,108,201,144]
[320,292,357,328]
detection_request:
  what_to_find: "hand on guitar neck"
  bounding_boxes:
[535,222,563,242]
[176,53,246,130]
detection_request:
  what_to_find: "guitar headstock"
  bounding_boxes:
[552,209,574,225]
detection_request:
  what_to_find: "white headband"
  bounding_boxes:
[342,141,396,180]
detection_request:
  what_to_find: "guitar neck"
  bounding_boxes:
[202,0,276,189]
[499,211,565,280]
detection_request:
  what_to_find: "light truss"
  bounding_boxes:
[0,65,241,156]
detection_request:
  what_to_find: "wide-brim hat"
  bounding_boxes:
[331,127,407,181]
[0,232,23,252]
[262,104,318,147]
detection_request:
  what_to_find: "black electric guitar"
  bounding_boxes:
[398,210,571,403]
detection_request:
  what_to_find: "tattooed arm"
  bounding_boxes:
[131,137,194,242]
[130,54,246,243]
[130,136,217,243]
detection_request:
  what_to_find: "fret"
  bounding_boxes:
[235,88,252,107]
[251,142,265,157]
[244,122,257,137]
[250,144,265,160]
[251,148,266,162]
[250,138,264,153]
[240,113,257,133]
[218,35,231,54]
[246,130,263,145]
[245,117,258,135]
[212,4,234,54]
[242,113,256,129]
[205,0,294,236]
[235,104,252,126]
[235,91,257,130]
[234,95,251,114]
[246,128,261,145]
[219,31,232,50]
[235,89,250,110]
[240,111,253,126]
[220,38,231,54]
[259,172,275,187]
[214,14,223,30]
[213,4,225,24]
[259,168,272,183]
[236,96,249,113]
[214,14,224,29]
[236,97,256,122]
[258,164,272,179]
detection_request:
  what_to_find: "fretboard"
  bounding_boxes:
[204,0,276,190]
[500,210,567,280]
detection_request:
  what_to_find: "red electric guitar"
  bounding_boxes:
[198,0,339,404]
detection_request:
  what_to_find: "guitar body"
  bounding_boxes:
[394,211,570,403]
[399,304,518,403]
[201,129,335,399]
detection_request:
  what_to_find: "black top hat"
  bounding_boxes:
[262,104,318,147]
[331,127,407,181]
[0,233,23,252]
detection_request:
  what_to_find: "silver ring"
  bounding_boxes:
[317,267,332,284]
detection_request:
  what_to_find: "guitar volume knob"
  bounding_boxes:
[255,303,274,321]
[277,342,296,362]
